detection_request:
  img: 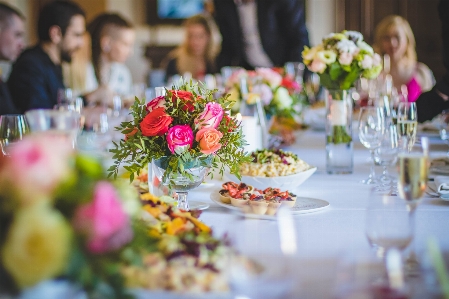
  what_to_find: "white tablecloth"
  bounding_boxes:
[181,129,449,299]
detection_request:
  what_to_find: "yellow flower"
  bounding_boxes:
[1,202,72,288]
[246,93,260,105]
[316,50,337,65]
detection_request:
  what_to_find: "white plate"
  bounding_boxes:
[209,193,329,220]
[225,167,317,190]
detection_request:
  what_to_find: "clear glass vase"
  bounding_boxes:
[325,89,353,174]
[151,157,209,211]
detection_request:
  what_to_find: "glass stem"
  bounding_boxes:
[369,149,376,179]
[177,192,189,211]
[407,203,419,269]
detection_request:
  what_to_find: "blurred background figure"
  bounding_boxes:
[0,2,25,115]
[163,14,216,82]
[7,0,85,112]
[373,15,434,102]
[87,13,135,103]
[213,0,309,69]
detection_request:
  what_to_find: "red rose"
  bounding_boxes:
[140,107,173,136]
[170,90,196,112]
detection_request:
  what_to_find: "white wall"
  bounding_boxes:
[306,0,336,46]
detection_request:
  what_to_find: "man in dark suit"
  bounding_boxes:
[7,0,85,113]
[213,0,310,69]
[0,3,25,115]
[417,0,449,122]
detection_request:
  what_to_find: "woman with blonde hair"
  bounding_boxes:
[163,14,216,81]
[373,15,434,101]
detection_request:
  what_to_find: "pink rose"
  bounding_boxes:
[166,125,194,154]
[194,102,224,129]
[73,181,132,254]
[373,53,382,67]
[146,96,166,112]
[252,84,273,106]
[255,68,282,88]
[338,52,353,65]
[0,135,72,204]
[196,127,223,155]
[309,59,326,74]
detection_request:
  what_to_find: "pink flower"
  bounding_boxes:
[338,52,353,65]
[309,59,326,74]
[194,102,224,129]
[252,84,273,105]
[255,68,282,88]
[166,125,194,154]
[373,53,382,67]
[0,135,72,204]
[146,96,166,112]
[196,127,223,155]
[73,181,132,254]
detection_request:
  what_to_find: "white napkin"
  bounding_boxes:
[435,176,449,194]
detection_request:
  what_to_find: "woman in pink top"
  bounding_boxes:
[373,15,434,102]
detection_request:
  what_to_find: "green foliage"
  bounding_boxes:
[108,81,252,186]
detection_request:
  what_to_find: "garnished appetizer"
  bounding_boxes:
[219,181,254,205]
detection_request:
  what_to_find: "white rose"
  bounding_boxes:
[360,55,374,69]
[274,87,293,109]
[338,52,353,66]
[373,53,382,66]
[336,39,358,54]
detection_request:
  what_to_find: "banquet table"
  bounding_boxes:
[159,128,449,299]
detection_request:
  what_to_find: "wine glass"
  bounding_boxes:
[374,124,399,191]
[358,107,386,184]
[0,114,29,156]
[365,187,413,259]
[397,137,429,275]
[305,73,320,103]
[396,102,417,152]
[151,157,209,211]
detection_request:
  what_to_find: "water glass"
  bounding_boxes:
[25,109,80,148]
[0,114,29,156]
[374,124,399,189]
[358,107,385,184]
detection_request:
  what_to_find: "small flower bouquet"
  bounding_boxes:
[226,67,303,120]
[108,81,251,188]
[302,30,382,90]
[0,135,142,297]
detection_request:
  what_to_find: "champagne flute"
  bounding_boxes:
[397,137,429,275]
[358,107,385,184]
[0,115,29,156]
[396,102,417,152]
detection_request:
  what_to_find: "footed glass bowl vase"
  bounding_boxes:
[151,157,209,211]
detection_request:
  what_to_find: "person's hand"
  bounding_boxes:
[84,85,114,107]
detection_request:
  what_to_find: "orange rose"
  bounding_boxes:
[195,128,223,155]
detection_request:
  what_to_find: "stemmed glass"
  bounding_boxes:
[151,157,209,211]
[397,137,429,275]
[374,124,399,191]
[396,102,417,152]
[305,73,320,103]
[358,107,385,184]
[365,187,413,259]
[0,115,29,156]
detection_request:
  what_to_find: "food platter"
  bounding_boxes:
[210,192,329,220]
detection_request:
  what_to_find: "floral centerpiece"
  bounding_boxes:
[0,135,246,297]
[0,135,143,298]
[226,67,304,120]
[302,30,382,173]
[109,81,250,202]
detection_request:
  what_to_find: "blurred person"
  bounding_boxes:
[373,15,434,102]
[213,0,309,69]
[7,0,86,112]
[163,14,215,81]
[0,2,25,115]
[87,13,135,100]
[416,0,449,122]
